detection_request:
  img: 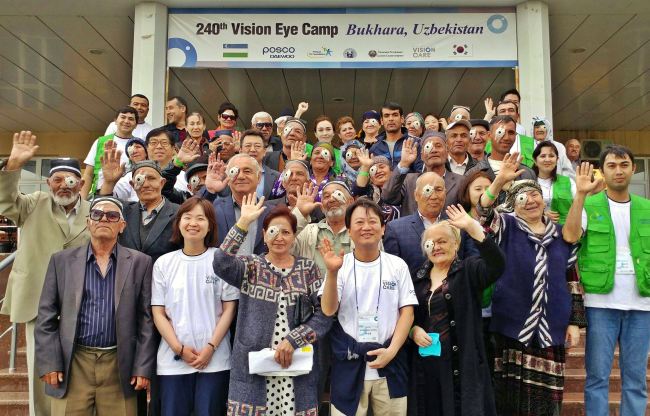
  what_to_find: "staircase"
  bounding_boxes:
[0,346,27,416]
[561,330,650,416]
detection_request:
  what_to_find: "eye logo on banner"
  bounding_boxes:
[167,38,198,67]
[487,15,508,34]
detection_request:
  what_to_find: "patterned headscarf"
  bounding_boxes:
[496,180,542,214]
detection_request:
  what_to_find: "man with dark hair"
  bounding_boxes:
[563,145,650,416]
[469,119,490,161]
[369,101,423,172]
[499,88,521,105]
[445,119,478,175]
[82,106,139,199]
[165,96,188,144]
[483,101,534,168]
[465,115,536,204]
[263,117,308,172]
[239,129,280,199]
[105,94,152,140]
[319,198,416,415]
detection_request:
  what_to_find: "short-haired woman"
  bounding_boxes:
[152,197,239,416]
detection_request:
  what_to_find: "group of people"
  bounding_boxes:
[0,86,648,416]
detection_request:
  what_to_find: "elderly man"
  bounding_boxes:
[35,197,155,416]
[445,119,478,175]
[566,139,581,170]
[382,132,462,216]
[469,119,490,161]
[239,129,280,199]
[0,131,91,416]
[263,117,308,172]
[466,115,536,204]
[384,172,477,275]
[202,153,282,254]
[251,111,282,152]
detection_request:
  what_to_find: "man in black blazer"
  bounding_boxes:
[35,197,155,415]
[202,153,282,254]
[382,131,462,216]
[384,172,478,276]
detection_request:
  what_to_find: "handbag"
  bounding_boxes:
[293,293,314,327]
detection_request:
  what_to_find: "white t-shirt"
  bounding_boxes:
[152,248,240,375]
[488,158,503,175]
[84,136,131,190]
[105,121,153,141]
[582,200,650,311]
[319,251,418,380]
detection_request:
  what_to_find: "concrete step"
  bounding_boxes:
[561,392,650,416]
[0,371,27,394]
[0,391,28,416]
[4,349,26,374]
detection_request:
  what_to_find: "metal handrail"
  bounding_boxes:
[0,252,17,372]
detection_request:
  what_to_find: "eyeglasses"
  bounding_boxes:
[89,209,121,222]
[255,122,273,129]
[221,113,237,121]
[148,140,171,148]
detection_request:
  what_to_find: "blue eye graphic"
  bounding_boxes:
[168,38,197,67]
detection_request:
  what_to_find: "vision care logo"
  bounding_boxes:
[487,15,508,33]
[262,46,296,59]
[223,43,248,58]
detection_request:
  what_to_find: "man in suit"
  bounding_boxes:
[35,197,155,416]
[382,131,462,216]
[384,172,477,276]
[239,129,280,200]
[0,131,91,416]
[202,153,282,255]
[445,119,478,175]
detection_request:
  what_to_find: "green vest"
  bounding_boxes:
[484,134,535,168]
[551,175,573,225]
[89,134,115,196]
[578,191,650,296]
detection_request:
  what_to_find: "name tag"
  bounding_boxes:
[616,246,635,274]
[358,314,379,343]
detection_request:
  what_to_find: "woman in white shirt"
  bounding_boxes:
[152,197,239,416]
[533,141,576,225]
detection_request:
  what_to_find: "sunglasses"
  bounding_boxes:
[255,122,273,129]
[89,209,121,222]
[220,113,237,121]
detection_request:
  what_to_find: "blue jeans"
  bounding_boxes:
[585,307,650,416]
[159,370,229,416]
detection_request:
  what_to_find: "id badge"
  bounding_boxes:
[358,314,379,343]
[616,246,635,274]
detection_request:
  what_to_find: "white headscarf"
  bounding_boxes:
[531,116,553,142]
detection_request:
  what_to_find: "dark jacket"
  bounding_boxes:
[381,168,463,217]
[262,150,285,172]
[444,152,478,175]
[411,237,505,416]
[118,199,180,264]
[369,128,424,173]
[268,135,283,152]
[383,212,479,277]
[35,244,156,398]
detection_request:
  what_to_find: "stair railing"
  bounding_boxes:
[0,252,17,373]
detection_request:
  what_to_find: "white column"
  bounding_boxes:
[132,2,168,127]
[516,1,552,132]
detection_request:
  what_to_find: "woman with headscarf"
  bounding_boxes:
[477,152,586,416]
[410,204,505,416]
[405,112,425,138]
[531,116,575,179]
[353,150,400,222]
[358,110,382,148]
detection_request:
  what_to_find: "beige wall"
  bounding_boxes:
[0,131,101,162]
[556,130,650,156]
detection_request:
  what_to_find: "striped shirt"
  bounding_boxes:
[75,244,117,348]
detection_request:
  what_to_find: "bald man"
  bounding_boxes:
[384,172,478,275]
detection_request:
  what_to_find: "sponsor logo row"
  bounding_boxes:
[223,44,472,59]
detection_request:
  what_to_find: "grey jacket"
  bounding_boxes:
[35,243,156,399]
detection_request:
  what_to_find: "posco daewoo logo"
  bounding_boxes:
[262,46,296,59]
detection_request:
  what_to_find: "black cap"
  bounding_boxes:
[185,155,209,181]
[90,196,124,214]
[470,119,490,130]
[49,159,81,177]
[130,160,162,176]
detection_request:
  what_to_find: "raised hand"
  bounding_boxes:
[398,138,418,168]
[357,148,374,169]
[6,131,39,171]
[296,182,321,217]
[204,152,230,194]
[177,139,201,164]
[484,97,495,118]
[237,194,266,229]
[575,162,602,195]
[446,204,485,242]
[495,152,525,185]
[290,141,307,161]
[296,102,309,117]
[100,141,125,185]
[318,238,344,273]
[438,118,448,131]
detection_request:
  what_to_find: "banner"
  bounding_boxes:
[167,8,517,69]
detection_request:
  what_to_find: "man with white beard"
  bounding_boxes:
[0,131,91,416]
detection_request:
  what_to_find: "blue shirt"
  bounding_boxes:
[75,244,118,348]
